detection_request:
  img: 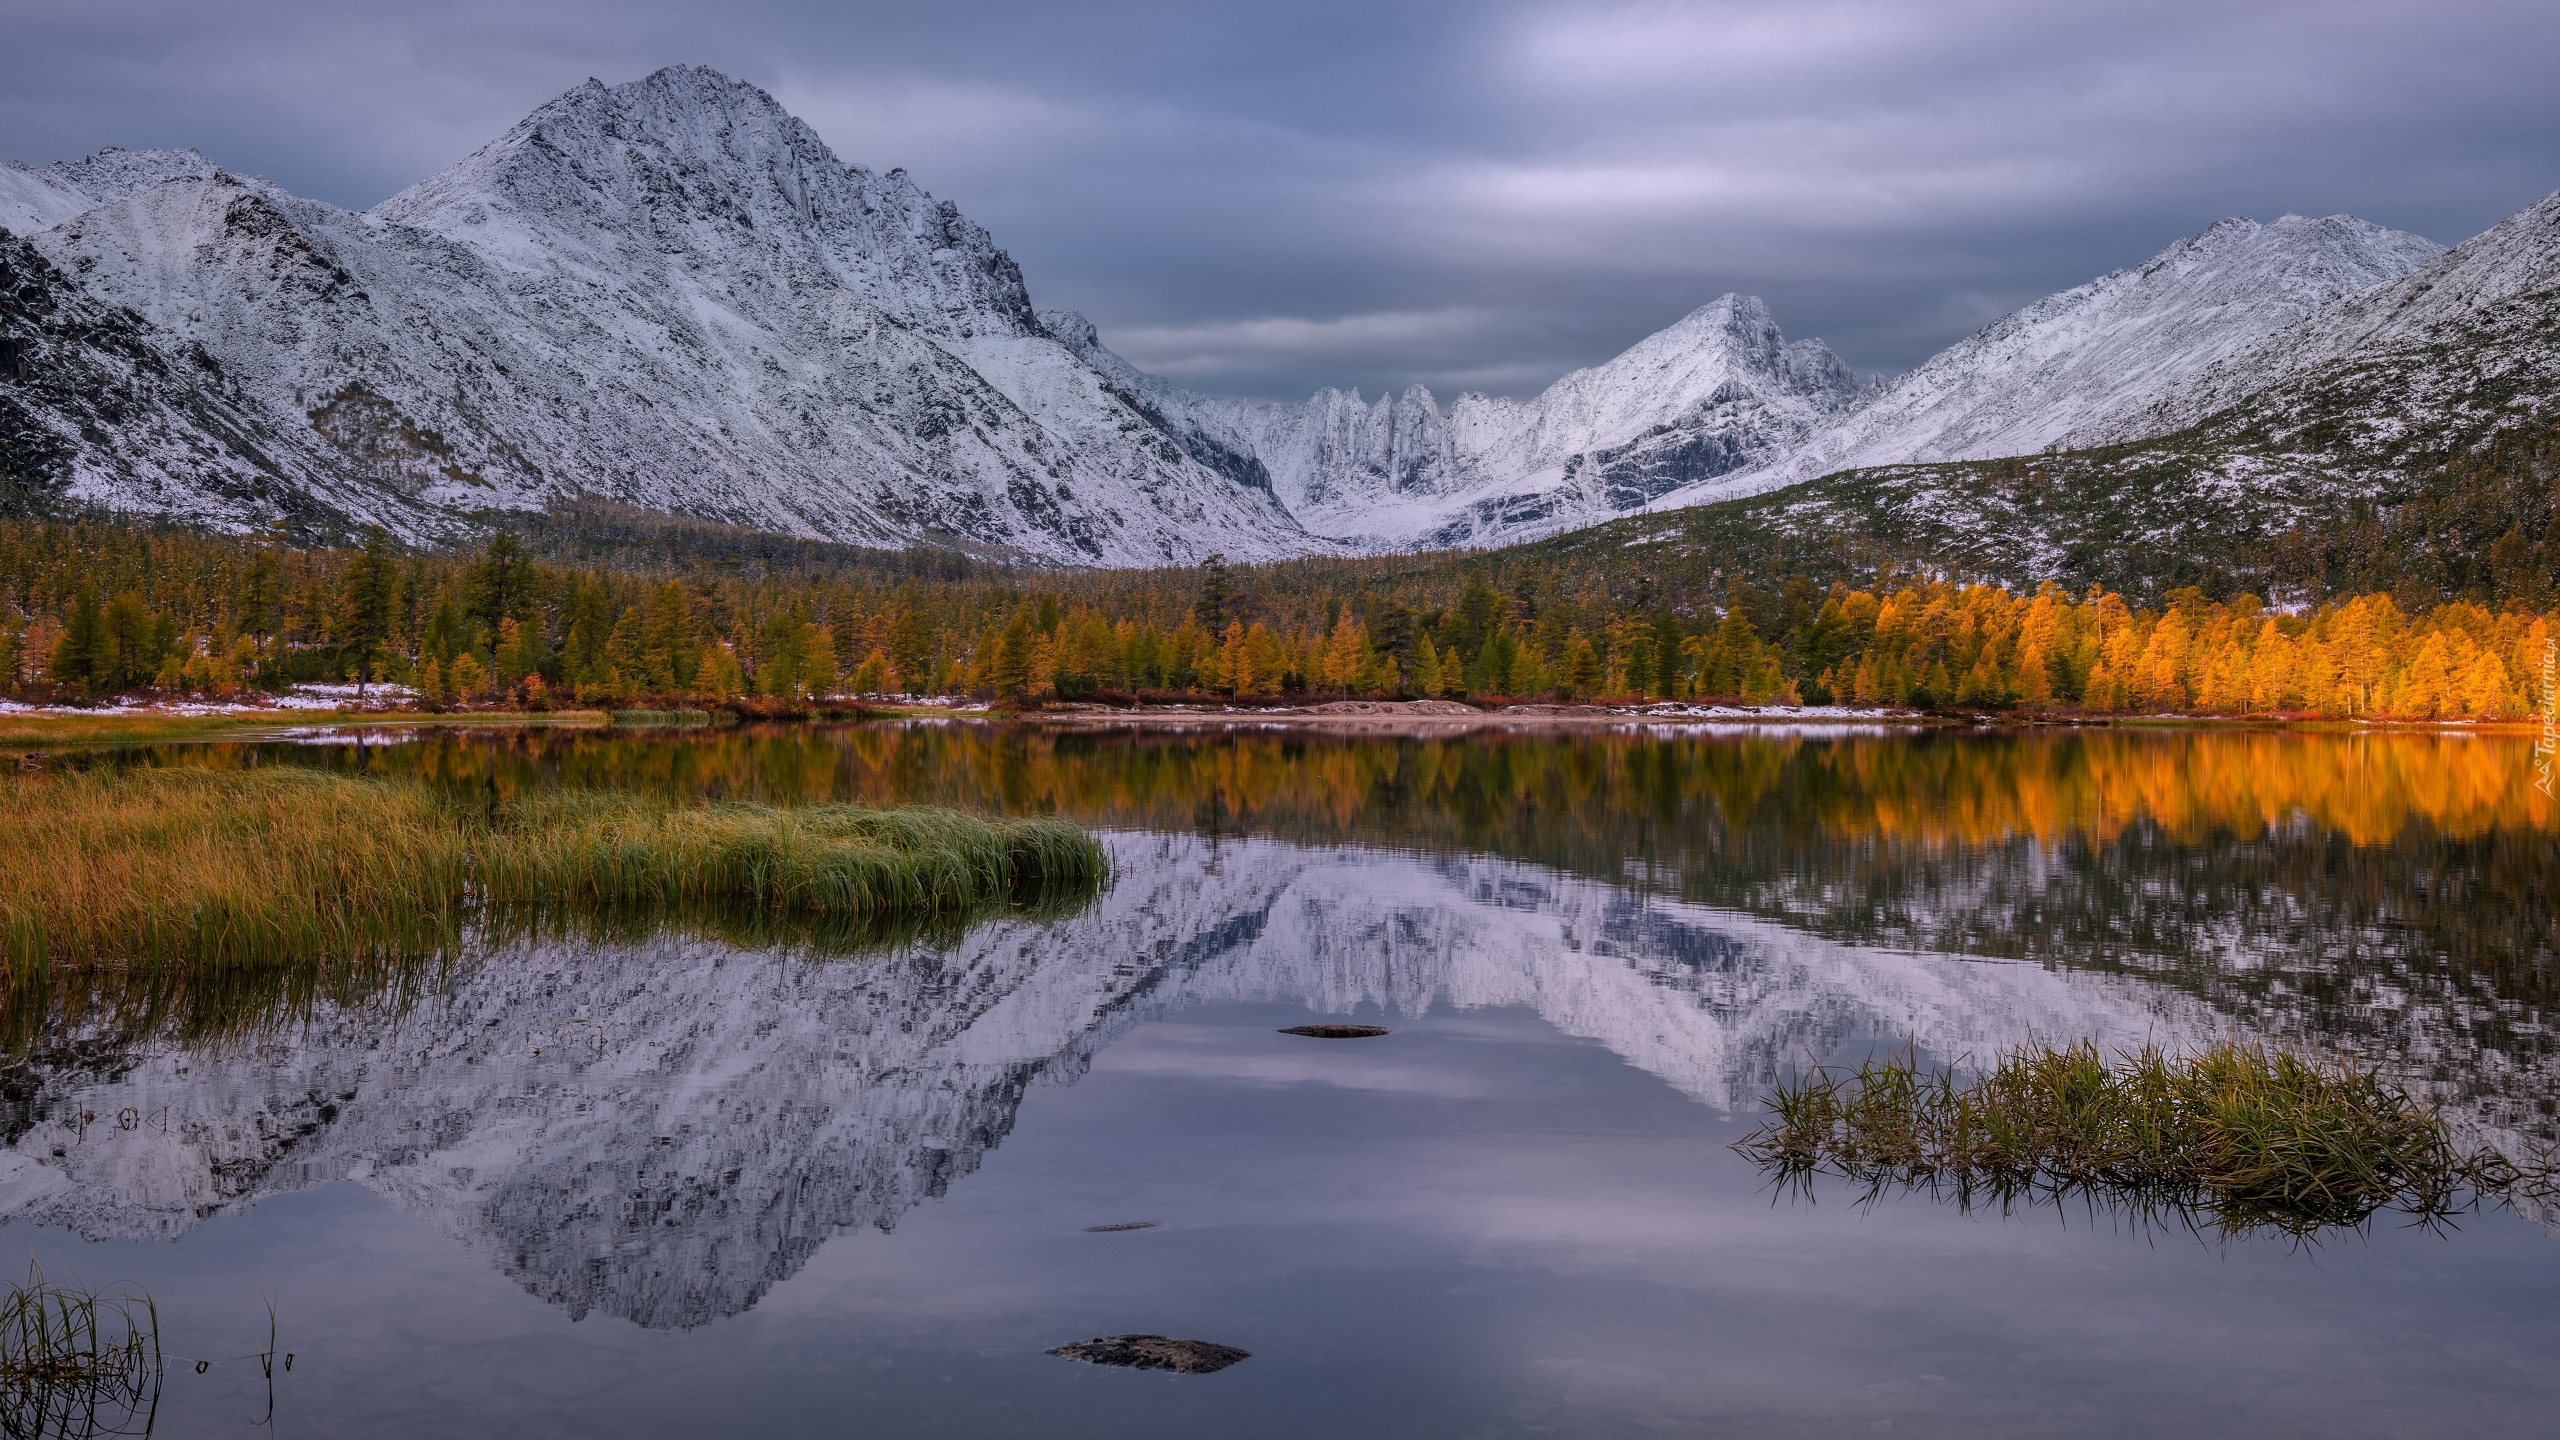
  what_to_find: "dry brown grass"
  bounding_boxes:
[0,766,1104,980]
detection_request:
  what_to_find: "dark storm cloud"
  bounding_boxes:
[5,1,2556,400]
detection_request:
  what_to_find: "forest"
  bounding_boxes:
[0,494,2548,720]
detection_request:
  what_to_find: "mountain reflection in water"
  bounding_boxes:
[3,721,2554,1340]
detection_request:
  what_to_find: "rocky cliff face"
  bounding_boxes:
[0,228,405,529]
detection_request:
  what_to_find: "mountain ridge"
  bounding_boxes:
[2,64,2546,578]
[12,67,1312,563]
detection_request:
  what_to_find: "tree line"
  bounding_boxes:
[0,514,2549,720]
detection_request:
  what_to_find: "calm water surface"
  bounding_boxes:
[4,723,2555,1438]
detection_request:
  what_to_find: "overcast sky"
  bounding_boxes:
[6,0,2555,401]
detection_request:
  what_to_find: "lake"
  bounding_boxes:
[3,721,2555,1438]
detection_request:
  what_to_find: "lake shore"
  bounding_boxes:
[1001,698,2545,736]
[0,695,2540,750]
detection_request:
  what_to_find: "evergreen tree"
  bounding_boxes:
[237,551,279,645]
[562,578,613,685]
[340,527,400,697]
[642,582,694,691]
[1563,635,1602,698]
[604,606,647,694]
[447,650,489,700]
[1650,611,1685,697]
[992,611,1036,699]
[1194,553,1231,633]
[466,532,536,634]
[49,587,105,695]
[888,600,932,686]
[1453,574,1504,657]
[420,589,467,665]
[694,644,745,699]
[1410,638,1443,697]
[801,625,840,697]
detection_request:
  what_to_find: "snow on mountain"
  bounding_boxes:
[2093,185,2560,449]
[0,68,2503,564]
[0,146,215,234]
[16,68,1307,562]
[1058,294,1864,550]
[0,228,424,529]
[1650,214,2443,509]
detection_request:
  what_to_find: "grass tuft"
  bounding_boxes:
[0,767,1105,981]
[0,1265,160,1436]
[1735,1040,2559,1238]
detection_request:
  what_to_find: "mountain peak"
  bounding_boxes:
[0,146,218,234]
[375,65,1041,337]
[1672,207,2447,501]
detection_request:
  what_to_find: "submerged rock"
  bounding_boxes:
[1047,1335,1251,1374]
[1279,1024,1390,1038]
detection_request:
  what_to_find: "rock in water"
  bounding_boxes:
[1278,1024,1390,1038]
[1047,1335,1251,1374]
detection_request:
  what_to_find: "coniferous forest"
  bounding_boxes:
[2,472,2549,718]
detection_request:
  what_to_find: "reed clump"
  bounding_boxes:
[0,767,1105,978]
[1735,1040,2558,1237]
[0,1266,160,1438]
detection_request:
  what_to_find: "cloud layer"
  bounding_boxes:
[6,0,2554,400]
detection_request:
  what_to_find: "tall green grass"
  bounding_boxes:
[0,767,1106,982]
[0,1265,160,1438]
[1735,1040,2559,1238]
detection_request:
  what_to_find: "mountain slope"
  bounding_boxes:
[0,228,417,530]
[2098,185,2560,464]
[1063,212,2437,554]
[1520,194,2559,607]
[1655,215,2442,509]
[18,68,1308,561]
[1062,293,1863,551]
[0,146,216,234]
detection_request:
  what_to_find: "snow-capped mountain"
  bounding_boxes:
[2094,185,2560,455]
[1593,183,2559,606]
[1061,294,1866,550]
[11,68,1308,563]
[1,62,2520,565]
[0,146,215,234]
[1052,210,2441,550]
[1662,214,2443,505]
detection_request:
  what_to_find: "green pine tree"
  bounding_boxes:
[341,527,401,697]
[49,588,106,695]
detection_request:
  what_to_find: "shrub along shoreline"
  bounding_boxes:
[0,766,1105,977]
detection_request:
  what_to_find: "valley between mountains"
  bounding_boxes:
[2,64,2554,580]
